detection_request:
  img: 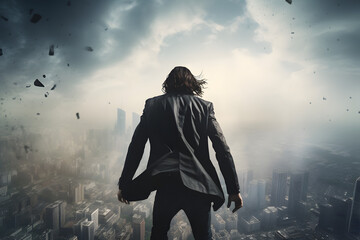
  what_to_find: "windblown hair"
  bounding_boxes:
[162,66,207,97]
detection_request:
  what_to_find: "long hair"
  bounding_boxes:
[162,66,207,97]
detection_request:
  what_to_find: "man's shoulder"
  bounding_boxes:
[145,94,166,104]
[145,94,213,108]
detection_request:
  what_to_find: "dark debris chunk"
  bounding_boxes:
[34,79,45,87]
[30,13,42,23]
[1,16,8,21]
[49,45,54,56]
[76,112,80,119]
[85,46,93,52]
[51,84,57,90]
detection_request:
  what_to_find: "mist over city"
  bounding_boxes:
[0,0,359,239]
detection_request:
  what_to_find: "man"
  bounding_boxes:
[117,66,243,239]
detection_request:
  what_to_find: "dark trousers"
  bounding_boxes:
[150,172,213,240]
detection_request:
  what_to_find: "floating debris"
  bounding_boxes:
[322,97,327,100]
[34,79,45,87]
[24,145,31,153]
[309,102,312,104]
[13,82,17,85]
[85,46,93,52]
[349,96,352,99]
[291,32,294,34]
[285,0,292,4]
[30,13,42,23]
[44,92,49,98]
[43,74,46,78]
[76,112,80,119]
[26,84,31,88]
[36,113,40,115]
[51,84,57,90]
[49,45,54,56]
[346,109,349,112]
[12,97,16,100]
[1,16,8,21]
[0,48,3,56]
[67,63,70,67]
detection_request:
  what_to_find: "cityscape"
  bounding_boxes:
[1,0,360,239]
[0,108,359,240]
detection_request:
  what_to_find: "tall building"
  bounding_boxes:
[132,213,145,240]
[261,206,278,230]
[248,179,266,210]
[349,177,360,234]
[81,220,94,240]
[271,170,288,207]
[45,203,60,234]
[69,182,84,203]
[54,200,66,228]
[238,169,253,195]
[116,108,126,136]
[328,195,352,234]
[318,203,334,231]
[288,171,309,215]
[73,218,87,239]
[86,208,99,231]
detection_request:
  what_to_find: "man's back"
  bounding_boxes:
[117,66,243,239]
[119,92,240,211]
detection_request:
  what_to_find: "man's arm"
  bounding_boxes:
[207,102,240,195]
[207,102,243,212]
[118,101,149,190]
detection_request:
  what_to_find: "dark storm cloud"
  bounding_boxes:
[290,0,360,66]
[0,0,156,95]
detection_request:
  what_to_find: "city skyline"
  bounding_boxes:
[1,0,360,239]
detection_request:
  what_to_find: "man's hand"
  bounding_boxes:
[117,189,129,204]
[227,192,243,213]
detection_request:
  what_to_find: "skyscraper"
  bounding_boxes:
[86,208,99,231]
[288,171,309,215]
[328,195,352,234]
[132,213,145,240]
[238,169,253,195]
[248,179,266,210]
[116,108,126,136]
[45,203,60,234]
[349,177,360,234]
[82,220,95,240]
[69,182,84,203]
[54,200,66,228]
[271,170,288,207]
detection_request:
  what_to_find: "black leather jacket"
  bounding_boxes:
[118,93,240,211]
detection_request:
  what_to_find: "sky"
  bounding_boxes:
[1,0,360,174]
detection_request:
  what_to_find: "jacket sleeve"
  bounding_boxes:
[207,102,240,194]
[118,100,149,190]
